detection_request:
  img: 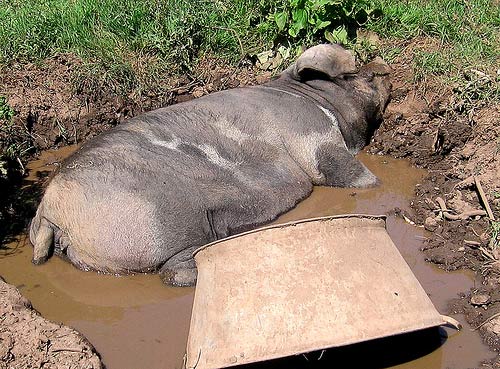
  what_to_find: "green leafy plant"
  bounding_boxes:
[270,0,380,44]
[0,96,14,122]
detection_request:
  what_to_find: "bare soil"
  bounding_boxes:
[0,55,267,152]
[0,38,499,366]
[0,277,102,369]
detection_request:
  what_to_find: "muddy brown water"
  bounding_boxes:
[0,147,495,369]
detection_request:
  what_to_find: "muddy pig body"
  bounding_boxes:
[30,44,391,286]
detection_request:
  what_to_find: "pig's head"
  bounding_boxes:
[278,44,391,152]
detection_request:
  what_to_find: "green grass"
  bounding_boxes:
[0,0,271,62]
[0,0,275,91]
[368,0,500,76]
[1,0,498,90]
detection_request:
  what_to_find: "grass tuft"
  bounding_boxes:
[0,0,275,90]
[367,0,500,76]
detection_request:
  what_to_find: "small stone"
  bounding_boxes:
[470,294,491,306]
[487,317,500,335]
[256,50,272,65]
[259,61,272,71]
[191,87,205,98]
[424,216,439,231]
[270,53,283,70]
[458,247,465,252]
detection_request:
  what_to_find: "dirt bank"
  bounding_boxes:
[368,38,499,362]
[0,277,102,369]
[0,55,268,153]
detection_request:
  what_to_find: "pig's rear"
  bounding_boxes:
[29,175,179,273]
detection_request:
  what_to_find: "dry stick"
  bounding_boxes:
[435,196,487,220]
[443,209,487,221]
[454,176,475,189]
[468,225,482,238]
[435,196,449,212]
[472,312,500,331]
[464,240,481,247]
[16,157,25,175]
[474,177,496,220]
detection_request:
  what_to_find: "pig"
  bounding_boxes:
[29,44,391,286]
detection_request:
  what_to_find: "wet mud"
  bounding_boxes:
[0,148,495,368]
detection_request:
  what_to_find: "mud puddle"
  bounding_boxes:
[0,148,495,369]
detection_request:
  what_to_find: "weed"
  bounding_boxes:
[488,220,500,252]
[413,50,452,81]
[0,96,14,121]
[453,70,500,114]
[267,0,380,45]
[378,45,401,63]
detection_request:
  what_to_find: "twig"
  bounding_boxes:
[317,350,326,360]
[50,346,82,353]
[474,177,495,220]
[472,312,500,331]
[468,225,482,238]
[415,235,429,241]
[402,214,416,225]
[16,157,25,175]
[435,197,449,212]
[441,315,462,330]
[443,209,487,221]
[480,247,496,261]
[454,176,475,189]
[464,240,481,247]
[435,196,486,220]
[435,233,446,241]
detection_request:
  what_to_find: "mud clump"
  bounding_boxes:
[0,277,103,369]
[0,55,162,153]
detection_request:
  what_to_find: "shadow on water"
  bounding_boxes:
[0,166,47,251]
[0,146,78,255]
[238,328,446,369]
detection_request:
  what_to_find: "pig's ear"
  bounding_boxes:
[295,44,357,80]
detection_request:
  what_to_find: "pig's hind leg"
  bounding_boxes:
[159,248,198,287]
[30,214,54,265]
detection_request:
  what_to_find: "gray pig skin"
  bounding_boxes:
[30,44,391,286]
